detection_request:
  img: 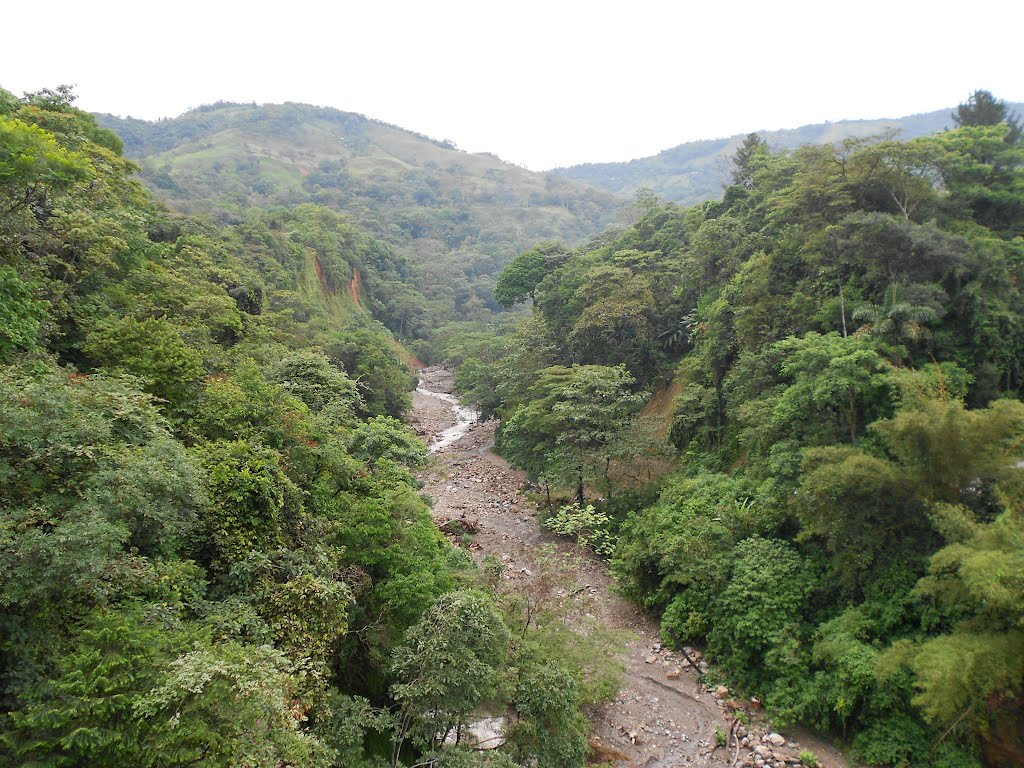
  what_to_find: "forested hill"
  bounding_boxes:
[553,102,1024,205]
[457,93,1024,767]
[96,102,624,324]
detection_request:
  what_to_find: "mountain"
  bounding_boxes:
[553,103,1024,205]
[96,103,625,323]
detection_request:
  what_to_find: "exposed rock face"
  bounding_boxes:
[443,717,508,750]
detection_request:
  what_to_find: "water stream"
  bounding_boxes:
[416,386,479,452]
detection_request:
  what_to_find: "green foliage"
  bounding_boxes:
[270,349,362,418]
[499,364,644,501]
[0,267,46,360]
[84,315,206,412]
[708,537,814,684]
[555,103,1008,205]
[952,89,1022,144]
[347,415,427,470]
[508,662,588,768]
[135,640,330,768]
[312,692,395,768]
[0,364,204,612]
[494,247,551,307]
[490,109,1024,764]
[1,87,560,768]
[0,116,92,214]
[5,607,331,768]
[96,100,621,327]
[543,503,614,556]
[195,439,300,571]
[4,608,196,767]
[8,83,1024,767]
[326,329,414,418]
[389,590,511,750]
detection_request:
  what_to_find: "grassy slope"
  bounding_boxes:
[553,102,1024,205]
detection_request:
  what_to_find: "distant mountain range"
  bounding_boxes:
[554,102,1024,206]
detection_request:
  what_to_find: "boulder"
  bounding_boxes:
[456,717,507,750]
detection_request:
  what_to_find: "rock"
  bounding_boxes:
[666,668,681,679]
[768,733,786,747]
[444,717,507,749]
[755,745,771,757]
[715,685,730,698]
[645,654,657,664]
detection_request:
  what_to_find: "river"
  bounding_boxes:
[415,384,479,453]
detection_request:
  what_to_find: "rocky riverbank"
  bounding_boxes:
[409,367,849,768]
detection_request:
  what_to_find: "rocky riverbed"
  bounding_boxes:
[410,366,849,768]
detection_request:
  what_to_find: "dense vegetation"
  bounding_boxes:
[0,86,613,767]
[459,91,1024,767]
[6,79,1024,768]
[554,99,1024,206]
[96,103,623,339]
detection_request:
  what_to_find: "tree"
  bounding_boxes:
[928,124,1024,235]
[852,284,939,363]
[730,132,768,188]
[0,116,92,216]
[346,415,427,470]
[952,89,1022,144]
[389,591,510,758]
[0,267,46,360]
[499,365,645,504]
[567,264,657,376]
[270,350,362,419]
[84,316,206,413]
[493,247,553,307]
[740,332,893,450]
[194,439,300,571]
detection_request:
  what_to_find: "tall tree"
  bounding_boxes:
[500,365,645,503]
[730,132,768,188]
[952,89,1022,144]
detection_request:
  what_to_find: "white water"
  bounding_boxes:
[416,386,479,453]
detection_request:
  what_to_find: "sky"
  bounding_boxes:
[3,0,1022,170]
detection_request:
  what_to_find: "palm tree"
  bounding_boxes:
[853,284,938,364]
[657,310,698,351]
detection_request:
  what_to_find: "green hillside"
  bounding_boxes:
[459,99,1024,767]
[554,102,1024,205]
[2,84,612,768]
[97,103,625,323]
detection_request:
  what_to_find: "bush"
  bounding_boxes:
[543,502,614,556]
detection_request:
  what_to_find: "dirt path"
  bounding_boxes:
[410,366,850,768]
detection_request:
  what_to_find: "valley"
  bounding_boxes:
[413,367,851,768]
[3,83,1023,768]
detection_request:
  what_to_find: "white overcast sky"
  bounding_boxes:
[2,1,1021,170]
